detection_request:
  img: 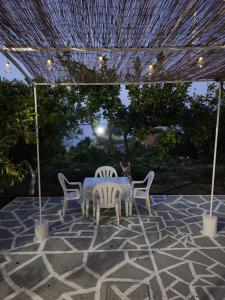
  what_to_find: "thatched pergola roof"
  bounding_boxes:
[0,0,225,84]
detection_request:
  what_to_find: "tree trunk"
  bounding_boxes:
[28,163,36,196]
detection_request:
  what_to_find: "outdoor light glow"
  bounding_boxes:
[46,58,53,70]
[96,126,104,135]
[197,56,204,68]
[5,61,10,74]
[149,64,154,75]
[98,55,104,65]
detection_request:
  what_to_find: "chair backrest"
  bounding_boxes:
[58,173,67,191]
[92,182,122,207]
[95,166,118,178]
[146,171,155,190]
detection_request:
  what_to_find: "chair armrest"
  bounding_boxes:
[67,181,82,190]
[65,188,80,192]
[131,180,145,189]
[133,187,148,192]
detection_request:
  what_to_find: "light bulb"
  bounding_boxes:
[149,64,154,75]
[5,61,10,74]
[98,55,104,66]
[197,56,204,68]
[46,58,53,70]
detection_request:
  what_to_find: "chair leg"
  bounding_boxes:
[81,201,85,216]
[93,204,96,218]
[86,200,89,217]
[63,198,67,217]
[129,202,132,216]
[125,202,129,217]
[119,201,122,217]
[96,206,100,227]
[145,195,151,215]
[115,205,120,226]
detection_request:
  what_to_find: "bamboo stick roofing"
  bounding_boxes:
[0,0,225,84]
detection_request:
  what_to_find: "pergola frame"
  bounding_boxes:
[31,78,224,228]
[1,0,224,238]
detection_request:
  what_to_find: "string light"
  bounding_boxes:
[197,56,204,68]
[5,61,10,74]
[46,58,53,70]
[98,55,104,66]
[149,64,154,76]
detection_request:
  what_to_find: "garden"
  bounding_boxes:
[1,78,225,207]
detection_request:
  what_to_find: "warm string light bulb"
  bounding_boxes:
[98,55,104,66]
[197,56,204,68]
[46,58,53,70]
[149,64,154,76]
[5,61,10,74]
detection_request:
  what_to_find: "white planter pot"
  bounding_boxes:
[202,214,217,238]
[34,219,49,242]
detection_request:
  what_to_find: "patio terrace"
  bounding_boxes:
[0,195,225,300]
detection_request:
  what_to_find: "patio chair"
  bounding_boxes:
[92,182,122,226]
[131,171,155,215]
[58,173,84,217]
[95,166,118,177]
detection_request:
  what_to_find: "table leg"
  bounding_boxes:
[129,202,132,216]
[125,202,128,217]
[86,199,89,217]
[81,201,85,216]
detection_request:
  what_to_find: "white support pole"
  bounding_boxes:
[34,84,42,223]
[203,81,223,238]
[209,81,223,218]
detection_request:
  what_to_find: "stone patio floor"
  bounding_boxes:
[0,195,225,300]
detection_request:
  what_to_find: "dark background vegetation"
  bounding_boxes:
[1,78,225,207]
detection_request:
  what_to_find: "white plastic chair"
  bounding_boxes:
[95,166,118,178]
[131,171,155,215]
[92,182,122,226]
[58,173,84,216]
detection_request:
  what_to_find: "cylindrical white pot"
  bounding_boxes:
[34,219,49,242]
[202,214,217,238]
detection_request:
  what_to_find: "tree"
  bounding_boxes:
[0,79,35,189]
[77,82,190,176]
[0,80,82,193]
[178,83,218,161]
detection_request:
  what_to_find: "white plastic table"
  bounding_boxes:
[83,176,132,217]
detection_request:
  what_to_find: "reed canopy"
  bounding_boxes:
[0,0,225,84]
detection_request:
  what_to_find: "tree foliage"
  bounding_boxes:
[0,79,34,188]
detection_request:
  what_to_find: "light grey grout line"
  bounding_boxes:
[170,287,186,300]
[7,254,41,276]
[61,237,77,251]
[94,260,132,300]
[134,201,168,300]
[124,275,154,298]
[83,265,100,280]
[85,225,98,265]
[30,274,52,292]
[62,287,97,299]
[111,284,130,300]
[203,287,215,300]
[3,290,24,300]
[61,265,83,279]
[0,264,22,297]
[41,253,82,290]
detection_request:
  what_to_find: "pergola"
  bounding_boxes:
[0,0,224,238]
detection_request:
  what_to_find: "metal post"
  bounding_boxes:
[34,84,42,223]
[209,81,223,218]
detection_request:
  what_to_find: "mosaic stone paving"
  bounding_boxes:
[0,195,225,300]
